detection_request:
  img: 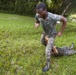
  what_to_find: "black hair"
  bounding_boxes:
[35,2,47,10]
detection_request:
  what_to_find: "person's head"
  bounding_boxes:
[35,2,47,18]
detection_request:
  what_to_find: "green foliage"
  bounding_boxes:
[66,0,76,15]
[0,13,76,75]
[14,0,35,14]
[0,0,38,15]
[0,0,76,15]
[45,0,71,14]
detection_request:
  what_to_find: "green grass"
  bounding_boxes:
[0,13,76,75]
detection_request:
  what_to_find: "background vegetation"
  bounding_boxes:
[0,0,76,15]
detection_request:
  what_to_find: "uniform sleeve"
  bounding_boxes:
[35,13,39,22]
[52,14,62,22]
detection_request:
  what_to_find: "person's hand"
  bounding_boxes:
[35,23,40,28]
[57,31,62,36]
[45,36,49,43]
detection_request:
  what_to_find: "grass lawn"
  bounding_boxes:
[0,13,76,75]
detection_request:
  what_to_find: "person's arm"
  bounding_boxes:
[34,13,40,29]
[57,16,67,36]
[35,20,40,29]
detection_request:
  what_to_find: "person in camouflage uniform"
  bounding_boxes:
[35,2,67,72]
[53,43,76,56]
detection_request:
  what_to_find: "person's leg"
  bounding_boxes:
[63,49,76,55]
[61,43,74,50]
[40,33,47,46]
[61,43,76,55]
[45,36,58,54]
[42,37,55,72]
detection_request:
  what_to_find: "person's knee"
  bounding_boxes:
[48,37,54,45]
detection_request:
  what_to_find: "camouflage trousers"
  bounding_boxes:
[55,44,76,56]
[41,33,55,68]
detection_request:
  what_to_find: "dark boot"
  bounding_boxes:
[42,64,49,72]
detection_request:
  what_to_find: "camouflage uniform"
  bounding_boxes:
[54,43,76,56]
[35,12,62,71]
